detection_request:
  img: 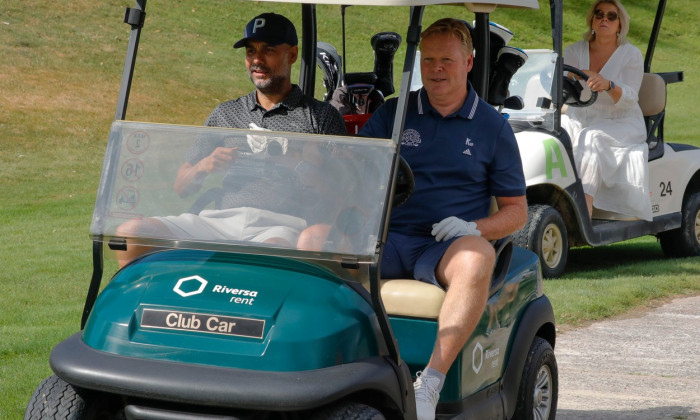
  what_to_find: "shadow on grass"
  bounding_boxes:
[556,406,699,420]
[564,237,700,279]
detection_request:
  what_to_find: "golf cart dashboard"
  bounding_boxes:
[91,121,395,263]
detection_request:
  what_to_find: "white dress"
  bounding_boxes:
[561,41,652,221]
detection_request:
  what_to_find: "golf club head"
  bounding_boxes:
[371,32,402,97]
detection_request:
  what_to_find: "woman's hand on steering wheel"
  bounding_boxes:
[581,70,611,93]
[562,64,598,107]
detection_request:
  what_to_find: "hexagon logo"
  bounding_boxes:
[173,275,208,297]
[472,342,483,374]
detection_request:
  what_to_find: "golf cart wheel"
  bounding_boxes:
[310,402,385,420]
[513,337,558,420]
[513,205,568,278]
[24,375,86,420]
[659,192,700,257]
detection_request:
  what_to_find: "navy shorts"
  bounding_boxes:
[381,231,457,286]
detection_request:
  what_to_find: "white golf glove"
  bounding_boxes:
[431,216,481,242]
[247,123,288,155]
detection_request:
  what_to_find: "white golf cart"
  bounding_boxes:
[486,0,697,277]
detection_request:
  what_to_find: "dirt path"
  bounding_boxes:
[555,295,700,419]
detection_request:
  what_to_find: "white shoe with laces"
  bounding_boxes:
[414,371,441,420]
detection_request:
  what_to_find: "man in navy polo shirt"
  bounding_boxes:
[361,18,527,420]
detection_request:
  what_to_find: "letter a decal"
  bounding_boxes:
[543,138,567,180]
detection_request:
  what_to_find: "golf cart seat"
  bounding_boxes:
[378,237,513,319]
[638,72,666,161]
[376,199,510,318]
[376,198,510,319]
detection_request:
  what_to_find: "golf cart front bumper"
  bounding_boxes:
[50,332,405,412]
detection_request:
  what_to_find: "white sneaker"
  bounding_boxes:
[414,371,441,420]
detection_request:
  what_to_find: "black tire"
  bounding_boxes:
[659,192,700,257]
[310,402,385,420]
[513,337,558,420]
[513,205,568,278]
[24,375,86,420]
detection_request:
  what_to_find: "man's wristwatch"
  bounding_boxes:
[606,80,615,92]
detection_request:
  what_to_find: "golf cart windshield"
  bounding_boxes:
[91,121,395,263]
[501,49,557,130]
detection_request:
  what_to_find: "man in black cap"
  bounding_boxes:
[115,13,346,268]
[199,12,346,133]
[175,12,346,187]
[173,12,347,196]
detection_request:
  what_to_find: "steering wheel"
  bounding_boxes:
[562,64,598,107]
[393,155,415,207]
[320,155,414,253]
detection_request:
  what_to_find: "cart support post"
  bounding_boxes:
[84,0,147,329]
[82,240,104,329]
[644,0,667,73]
[299,4,317,96]
[471,13,490,99]
[115,0,147,120]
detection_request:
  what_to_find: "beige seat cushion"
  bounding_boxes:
[375,279,445,319]
[638,73,666,117]
[372,198,497,319]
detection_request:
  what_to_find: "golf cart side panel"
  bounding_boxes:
[388,246,541,403]
[516,131,577,189]
[82,250,382,371]
[51,333,404,412]
[649,144,700,216]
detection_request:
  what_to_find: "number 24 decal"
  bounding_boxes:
[660,181,673,196]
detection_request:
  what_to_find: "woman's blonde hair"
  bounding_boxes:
[421,18,473,56]
[583,0,630,45]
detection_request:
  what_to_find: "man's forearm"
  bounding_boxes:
[475,198,527,240]
[174,162,207,198]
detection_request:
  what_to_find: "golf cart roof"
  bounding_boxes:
[251,0,539,8]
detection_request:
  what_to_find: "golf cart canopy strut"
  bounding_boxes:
[124,7,145,28]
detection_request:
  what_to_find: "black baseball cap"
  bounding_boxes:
[233,13,298,49]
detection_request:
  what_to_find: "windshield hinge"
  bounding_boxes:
[108,237,127,251]
[341,257,360,269]
[124,7,145,29]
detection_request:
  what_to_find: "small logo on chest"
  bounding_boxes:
[463,137,474,155]
[401,129,422,147]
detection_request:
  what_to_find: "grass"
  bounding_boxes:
[549,236,700,328]
[2,0,700,417]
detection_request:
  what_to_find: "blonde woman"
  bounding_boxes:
[562,0,652,220]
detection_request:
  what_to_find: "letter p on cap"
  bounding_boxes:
[253,18,266,33]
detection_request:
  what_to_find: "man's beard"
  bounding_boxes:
[249,66,287,94]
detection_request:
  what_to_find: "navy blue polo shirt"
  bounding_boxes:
[361,86,525,237]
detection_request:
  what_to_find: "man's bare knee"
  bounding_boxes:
[437,236,496,287]
[297,224,332,251]
[115,218,169,268]
[115,218,142,237]
[447,236,495,265]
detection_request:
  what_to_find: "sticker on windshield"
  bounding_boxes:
[121,158,144,182]
[126,130,150,154]
[116,186,139,211]
[140,308,265,339]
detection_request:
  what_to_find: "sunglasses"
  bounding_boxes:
[593,10,619,21]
